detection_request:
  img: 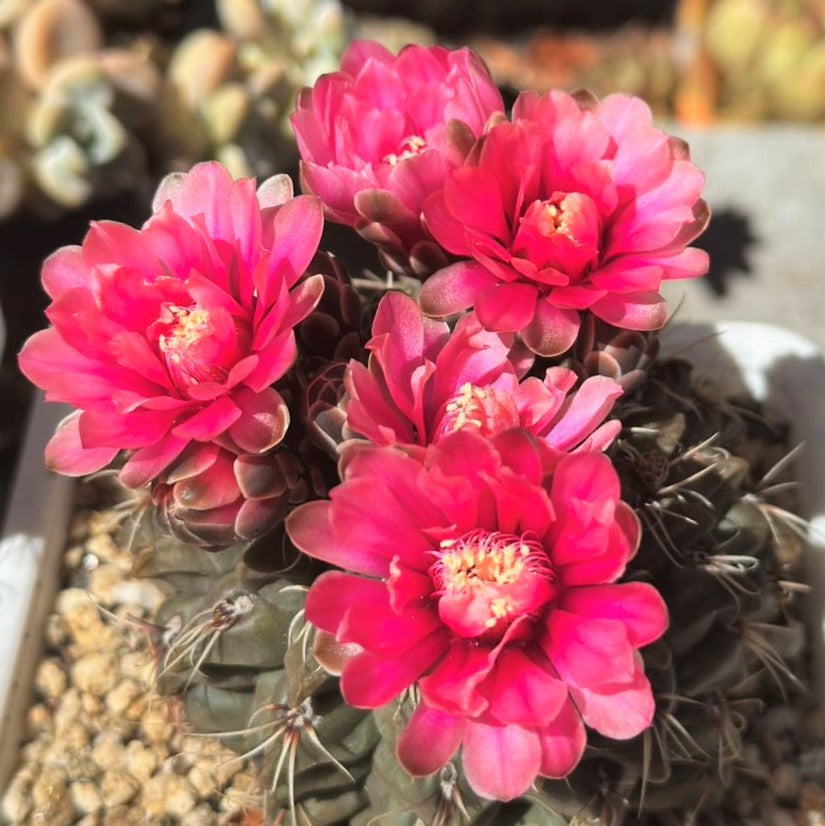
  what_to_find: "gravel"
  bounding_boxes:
[0,484,263,825]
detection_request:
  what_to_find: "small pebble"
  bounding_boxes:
[112,578,168,611]
[106,679,141,716]
[59,720,91,750]
[43,613,68,649]
[34,657,67,699]
[125,692,150,721]
[103,805,143,826]
[88,564,126,605]
[151,740,172,765]
[72,651,120,696]
[46,747,99,782]
[27,703,54,736]
[31,765,73,826]
[21,736,50,764]
[100,768,140,807]
[92,731,125,771]
[85,533,123,564]
[119,650,153,683]
[1,766,35,821]
[188,764,218,798]
[182,803,220,826]
[71,780,103,815]
[123,739,158,782]
[53,688,83,732]
[221,770,259,811]
[142,772,197,817]
[81,692,104,717]
[141,705,172,744]
[64,544,87,569]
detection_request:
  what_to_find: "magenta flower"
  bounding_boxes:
[345,291,622,457]
[18,163,325,487]
[286,430,667,801]
[420,91,710,356]
[291,40,504,274]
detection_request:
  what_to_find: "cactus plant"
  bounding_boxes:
[18,38,814,826]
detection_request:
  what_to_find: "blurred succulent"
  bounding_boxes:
[25,43,158,207]
[473,27,677,118]
[11,0,102,90]
[0,58,31,218]
[562,316,661,394]
[0,0,30,30]
[688,0,825,120]
[158,0,350,181]
[217,0,351,84]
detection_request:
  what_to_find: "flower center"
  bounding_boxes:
[383,134,427,165]
[512,191,601,278]
[159,305,211,354]
[533,200,567,237]
[430,529,557,640]
[154,303,247,388]
[433,383,520,440]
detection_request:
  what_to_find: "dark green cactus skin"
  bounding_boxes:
[137,524,378,823]
[535,356,808,825]
[140,350,807,826]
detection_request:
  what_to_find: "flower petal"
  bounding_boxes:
[482,648,569,727]
[340,631,448,708]
[591,290,669,331]
[45,411,118,476]
[119,434,189,488]
[537,700,586,778]
[419,261,498,318]
[227,388,290,453]
[397,704,465,777]
[522,299,580,357]
[569,655,656,739]
[542,609,636,688]
[462,721,541,801]
[560,582,668,648]
[474,283,538,332]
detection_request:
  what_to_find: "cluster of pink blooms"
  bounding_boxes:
[20,38,711,802]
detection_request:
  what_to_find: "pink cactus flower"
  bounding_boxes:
[291,40,504,274]
[18,163,325,487]
[287,430,668,801]
[345,291,622,458]
[421,91,710,356]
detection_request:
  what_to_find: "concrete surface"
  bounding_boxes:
[658,124,825,351]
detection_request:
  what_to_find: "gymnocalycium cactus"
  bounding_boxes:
[19,38,810,826]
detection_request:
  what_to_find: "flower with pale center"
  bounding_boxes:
[286,429,668,802]
[342,291,622,458]
[19,163,325,486]
[383,134,428,165]
[292,40,504,275]
[431,529,557,640]
[153,304,251,388]
[421,90,710,355]
[433,383,521,440]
